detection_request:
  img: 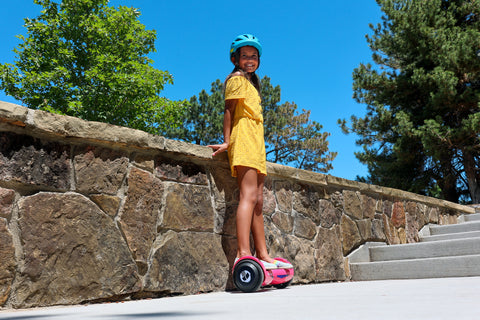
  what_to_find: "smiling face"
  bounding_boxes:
[231,46,259,73]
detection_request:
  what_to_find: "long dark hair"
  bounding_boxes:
[224,49,261,96]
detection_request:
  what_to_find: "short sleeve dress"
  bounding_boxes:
[224,76,267,177]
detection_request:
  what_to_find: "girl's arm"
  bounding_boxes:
[208,99,237,156]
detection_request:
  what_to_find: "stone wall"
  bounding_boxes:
[0,101,474,309]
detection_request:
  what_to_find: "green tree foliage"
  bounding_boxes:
[165,76,337,173]
[163,79,224,145]
[0,0,184,134]
[340,0,480,203]
[261,77,337,173]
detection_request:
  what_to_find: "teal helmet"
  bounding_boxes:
[230,34,262,58]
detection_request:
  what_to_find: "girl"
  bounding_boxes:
[208,34,292,269]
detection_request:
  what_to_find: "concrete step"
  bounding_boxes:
[428,221,480,236]
[420,230,480,242]
[459,213,480,222]
[369,237,480,262]
[349,214,480,281]
[350,254,480,281]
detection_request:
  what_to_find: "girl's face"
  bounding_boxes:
[233,46,259,73]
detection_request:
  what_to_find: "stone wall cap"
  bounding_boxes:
[0,101,167,151]
[267,162,327,185]
[164,139,213,159]
[327,173,474,214]
[0,101,28,127]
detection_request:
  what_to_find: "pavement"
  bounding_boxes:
[1,277,479,320]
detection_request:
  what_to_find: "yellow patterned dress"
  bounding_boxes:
[225,76,267,177]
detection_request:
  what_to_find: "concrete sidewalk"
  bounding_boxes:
[1,277,479,320]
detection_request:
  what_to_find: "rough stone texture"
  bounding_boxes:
[384,199,393,218]
[118,167,163,274]
[329,191,344,211]
[220,236,239,290]
[274,180,293,213]
[340,214,362,255]
[293,184,320,224]
[0,218,15,306]
[319,199,342,228]
[363,195,376,219]
[439,214,449,225]
[0,187,15,219]
[294,215,317,240]
[405,201,420,243]
[428,207,440,223]
[383,214,401,245]
[164,139,212,159]
[272,211,294,234]
[448,214,458,225]
[262,178,276,216]
[398,227,407,244]
[315,226,345,281]
[74,146,129,195]
[89,194,121,217]
[218,203,237,237]
[208,165,237,205]
[155,156,208,185]
[406,201,418,217]
[343,190,363,219]
[144,231,228,295]
[133,154,155,172]
[372,218,386,241]
[417,203,428,227]
[162,183,214,232]
[392,201,406,228]
[285,235,316,284]
[0,132,71,191]
[29,106,166,152]
[0,101,474,310]
[357,219,373,241]
[15,192,140,308]
[0,101,28,125]
[375,199,384,214]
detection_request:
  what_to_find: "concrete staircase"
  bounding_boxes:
[348,213,480,281]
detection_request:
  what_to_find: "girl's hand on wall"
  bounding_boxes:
[208,143,229,157]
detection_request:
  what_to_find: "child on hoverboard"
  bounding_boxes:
[208,34,293,276]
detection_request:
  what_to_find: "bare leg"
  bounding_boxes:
[235,166,275,262]
[235,166,259,258]
[250,173,275,263]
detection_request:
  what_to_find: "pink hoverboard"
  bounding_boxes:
[232,256,294,292]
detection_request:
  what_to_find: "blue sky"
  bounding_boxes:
[0,0,383,181]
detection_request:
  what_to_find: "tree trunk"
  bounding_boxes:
[437,151,460,203]
[441,173,460,203]
[463,150,480,204]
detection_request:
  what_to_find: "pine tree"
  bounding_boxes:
[340,0,480,203]
[261,77,337,173]
[162,79,224,145]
